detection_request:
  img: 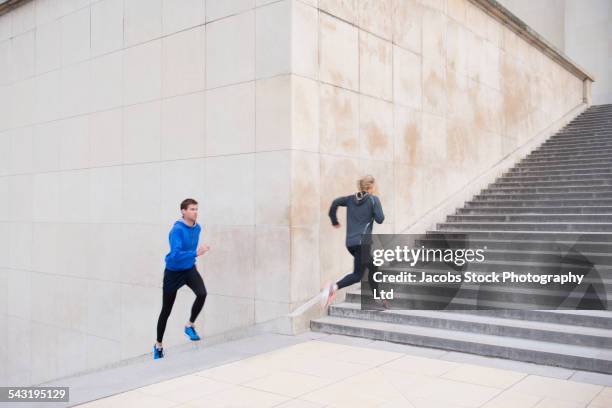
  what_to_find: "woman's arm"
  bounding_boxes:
[328,195,349,226]
[371,195,385,224]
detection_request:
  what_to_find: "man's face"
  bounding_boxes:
[182,204,198,221]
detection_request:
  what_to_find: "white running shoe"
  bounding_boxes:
[320,283,331,308]
[326,284,337,307]
[321,283,337,308]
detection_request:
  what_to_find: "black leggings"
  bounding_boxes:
[156,270,207,343]
[335,244,378,292]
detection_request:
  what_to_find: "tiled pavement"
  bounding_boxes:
[5,331,612,408]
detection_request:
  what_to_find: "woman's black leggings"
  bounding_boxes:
[335,244,378,292]
[156,270,207,343]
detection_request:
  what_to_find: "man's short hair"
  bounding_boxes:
[180,198,198,210]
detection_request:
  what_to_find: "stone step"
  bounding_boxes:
[568,111,612,115]
[465,198,612,206]
[457,205,612,214]
[561,112,611,118]
[553,129,612,137]
[558,121,612,128]
[342,292,610,316]
[574,118,611,123]
[364,274,612,292]
[437,221,612,232]
[310,316,612,373]
[366,281,612,305]
[460,309,612,329]
[540,149,612,158]
[416,237,612,254]
[328,303,612,347]
[431,229,612,243]
[565,113,612,119]
[580,105,612,109]
[547,138,612,147]
[447,213,612,223]
[395,306,612,329]
[505,166,612,176]
[497,173,612,183]
[567,119,612,125]
[528,148,612,158]
[578,109,612,113]
[543,140,612,148]
[474,192,612,200]
[521,157,612,165]
[521,156,612,166]
[462,247,612,265]
[569,112,612,116]
[534,140,612,151]
[514,162,612,172]
[570,114,612,119]
[402,245,612,265]
[573,109,612,115]
[343,290,612,316]
[540,144,612,153]
[542,138,612,147]
[568,124,612,129]
[492,181,612,189]
[383,258,612,276]
[483,186,612,194]
[579,104,612,110]
[552,127,612,134]
[548,125,612,133]
[530,151,612,160]
[526,155,612,165]
[574,116,612,122]
[556,122,612,129]
[551,134,612,141]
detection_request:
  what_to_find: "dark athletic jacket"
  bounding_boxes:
[328,192,385,247]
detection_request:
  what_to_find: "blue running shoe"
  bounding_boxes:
[184,325,201,341]
[153,344,164,359]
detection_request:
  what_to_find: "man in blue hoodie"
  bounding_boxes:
[154,198,209,359]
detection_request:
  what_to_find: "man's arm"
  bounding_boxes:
[328,195,349,226]
[166,229,198,262]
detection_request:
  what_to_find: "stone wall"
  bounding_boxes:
[0,0,313,385]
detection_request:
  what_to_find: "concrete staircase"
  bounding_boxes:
[311,104,612,374]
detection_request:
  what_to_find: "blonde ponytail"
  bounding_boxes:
[357,175,375,192]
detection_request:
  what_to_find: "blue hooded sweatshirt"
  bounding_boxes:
[329,191,385,247]
[164,219,201,271]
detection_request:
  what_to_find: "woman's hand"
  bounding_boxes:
[333,223,341,229]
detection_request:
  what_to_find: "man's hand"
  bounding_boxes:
[196,245,210,256]
[333,223,341,229]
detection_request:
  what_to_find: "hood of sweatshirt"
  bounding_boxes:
[176,218,199,229]
[353,191,370,206]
